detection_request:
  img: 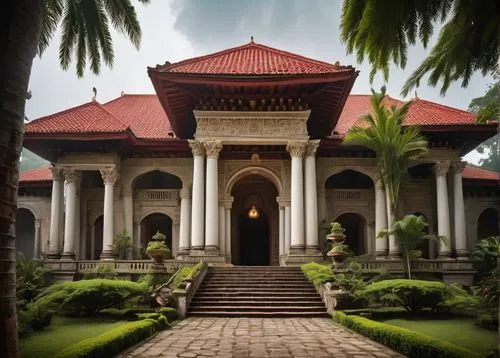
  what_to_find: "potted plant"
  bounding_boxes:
[326,222,346,243]
[327,243,351,263]
[146,231,171,264]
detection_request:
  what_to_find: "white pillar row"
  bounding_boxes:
[188,140,205,251]
[61,169,80,260]
[100,167,118,260]
[178,187,192,255]
[304,140,320,254]
[48,168,64,259]
[34,219,41,258]
[225,205,232,262]
[385,188,398,257]
[218,205,226,256]
[204,141,222,253]
[286,140,307,253]
[284,204,291,255]
[79,198,88,260]
[433,161,451,257]
[122,189,134,255]
[278,204,285,257]
[374,179,388,257]
[90,224,96,260]
[451,161,468,259]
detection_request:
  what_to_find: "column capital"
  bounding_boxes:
[304,140,320,157]
[188,140,205,156]
[63,168,81,183]
[286,140,307,158]
[433,161,450,177]
[204,141,223,158]
[100,167,118,185]
[51,167,64,181]
[180,187,191,199]
[450,161,467,174]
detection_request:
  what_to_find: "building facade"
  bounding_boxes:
[17,41,499,272]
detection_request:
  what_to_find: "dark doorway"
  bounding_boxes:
[477,208,499,240]
[238,211,270,265]
[335,213,366,255]
[16,208,35,258]
[141,213,173,251]
[92,215,104,260]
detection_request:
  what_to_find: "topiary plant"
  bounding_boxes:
[330,222,346,234]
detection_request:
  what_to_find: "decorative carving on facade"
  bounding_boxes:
[433,161,450,177]
[286,141,307,158]
[100,167,118,185]
[450,161,467,174]
[51,167,64,181]
[250,153,261,163]
[188,140,205,156]
[204,141,223,158]
[179,188,191,200]
[304,140,320,157]
[63,168,81,183]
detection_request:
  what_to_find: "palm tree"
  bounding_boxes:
[1,1,148,356]
[340,0,499,95]
[343,86,429,247]
[378,215,446,279]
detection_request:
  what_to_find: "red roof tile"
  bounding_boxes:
[19,166,52,183]
[158,41,350,75]
[26,101,128,135]
[463,165,499,181]
[334,95,479,136]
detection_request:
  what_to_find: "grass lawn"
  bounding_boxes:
[20,316,127,358]
[379,316,497,356]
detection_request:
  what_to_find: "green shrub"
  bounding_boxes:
[54,319,159,358]
[158,306,178,322]
[99,306,155,321]
[334,311,480,358]
[28,304,53,330]
[171,262,204,290]
[112,230,132,259]
[157,315,169,329]
[358,279,449,313]
[16,253,48,307]
[33,279,146,316]
[301,262,334,286]
[137,312,161,320]
[17,310,33,338]
[82,264,118,280]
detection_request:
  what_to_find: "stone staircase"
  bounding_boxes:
[188,266,329,317]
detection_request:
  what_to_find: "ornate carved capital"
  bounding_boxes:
[286,140,307,158]
[433,161,450,177]
[51,167,64,181]
[450,161,467,175]
[100,167,118,185]
[188,140,205,156]
[63,168,81,183]
[304,140,320,157]
[180,187,191,200]
[204,141,223,158]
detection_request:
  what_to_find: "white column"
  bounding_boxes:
[74,183,81,259]
[451,161,468,259]
[178,187,191,255]
[100,167,118,260]
[48,168,64,258]
[122,189,134,255]
[189,140,205,250]
[434,161,451,257]
[218,205,226,256]
[304,140,320,254]
[79,198,88,260]
[279,204,285,257]
[61,169,80,260]
[135,221,142,256]
[204,141,222,253]
[375,179,388,257]
[284,204,291,255]
[225,206,232,262]
[34,219,41,259]
[385,188,398,257]
[90,224,96,260]
[287,141,306,253]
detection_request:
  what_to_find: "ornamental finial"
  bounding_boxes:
[250,35,254,43]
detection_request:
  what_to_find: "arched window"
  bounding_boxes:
[16,208,35,258]
[477,208,499,240]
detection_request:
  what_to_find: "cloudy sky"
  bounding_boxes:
[25,0,493,161]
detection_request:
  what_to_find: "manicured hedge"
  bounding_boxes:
[333,311,480,358]
[301,262,334,286]
[54,319,159,358]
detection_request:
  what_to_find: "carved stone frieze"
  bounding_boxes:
[100,167,118,185]
[433,161,450,177]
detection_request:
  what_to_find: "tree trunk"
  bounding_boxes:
[0,1,44,357]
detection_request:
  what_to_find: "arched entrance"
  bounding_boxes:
[477,208,499,240]
[334,213,367,255]
[16,208,35,258]
[231,174,279,266]
[140,213,173,251]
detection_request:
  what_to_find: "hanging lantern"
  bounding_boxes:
[248,205,260,219]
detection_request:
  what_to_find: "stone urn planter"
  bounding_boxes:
[146,231,171,266]
[326,222,349,268]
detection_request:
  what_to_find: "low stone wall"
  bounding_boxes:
[172,262,208,319]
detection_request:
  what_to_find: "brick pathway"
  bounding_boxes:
[122,317,404,358]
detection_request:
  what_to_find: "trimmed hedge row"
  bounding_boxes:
[55,318,159,358]
[333,311,480,358]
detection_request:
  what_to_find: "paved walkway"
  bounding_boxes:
[123,317,404,358]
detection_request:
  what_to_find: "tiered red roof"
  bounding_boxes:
[159,41,351,75]
[19,166,52,184]
[463,165,499,181]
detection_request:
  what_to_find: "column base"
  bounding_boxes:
[305,246,322,256]
[438,251,451,259]
[455,249,470,260]
[284,252,324,266]
[204,246,220,256]
[376,250,388,260]
[100,250,116,260]
[47,251,61,260]
[176,248,190,258]
[60,252,75,261]
[289,245,305,255]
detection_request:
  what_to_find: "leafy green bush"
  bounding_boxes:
[16,253,48,307]
[82,264,118,280]
[158,306,178,322]
[18,304,54,337]
[358,279,449,313]
[99,306,155,321]
[171,261,204,289]
[54,319,159,358]
[17,310,33,338]
[334,311,480,358]
[301,262,334,286]
[112,229,132,259]
[472,236,499,276]
[32,279,146,316]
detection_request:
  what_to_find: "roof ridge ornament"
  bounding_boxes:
[250,35,254,43]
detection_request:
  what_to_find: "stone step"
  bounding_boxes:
[196,287,317,293]
[191,295,321,301]
[200,283,312,288]
[195,291,320,297]
[187,305,326,312]
[188,311,330,318]
[190,301,324,307]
